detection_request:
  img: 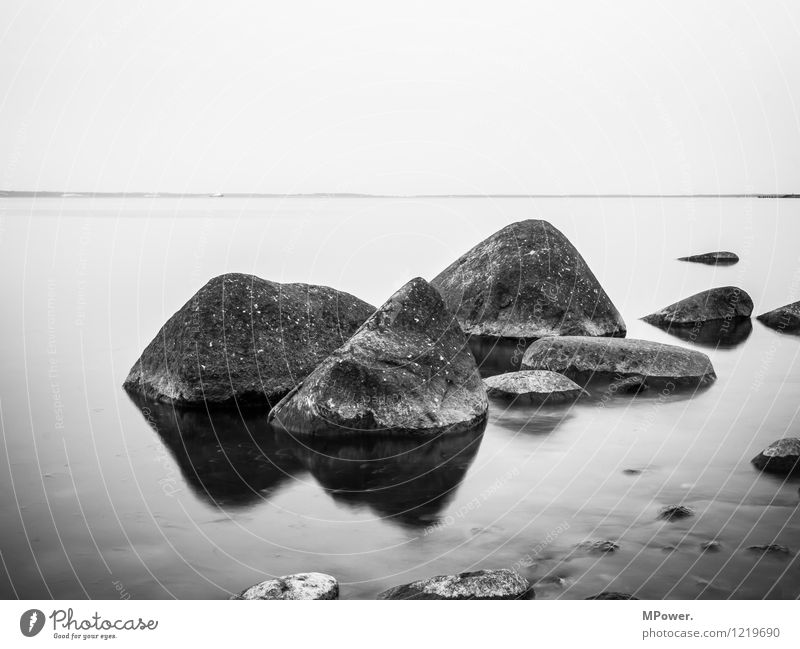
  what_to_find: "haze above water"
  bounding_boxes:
[0,196,799,599]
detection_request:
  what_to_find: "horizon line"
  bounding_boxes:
[1,190,798,199]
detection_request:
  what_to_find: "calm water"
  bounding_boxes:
[1,196,799,600]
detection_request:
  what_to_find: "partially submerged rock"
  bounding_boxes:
[124,273,374,408]
[521,336,716,387]
[642,286,753,328]
[747,544,791,555]
[268,278,488,436]
[678,251,739,265]
[377,569,532,600]
[658,505,694,521]
[653,318,752,349]
[232,573,339,600]
[575,540,620,555]
[431,220,626,339]
[751,438,800,476]
[701,541,721,552]
[483,370,587,404]
[586,592,639,600]
[757,300,800,334]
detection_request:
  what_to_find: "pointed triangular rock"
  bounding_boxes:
[431,220,626,339]
[268,277,488,435]
[757,300,800,333]
[123,273,375,408]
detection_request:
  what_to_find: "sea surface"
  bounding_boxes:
[0,196,799,599]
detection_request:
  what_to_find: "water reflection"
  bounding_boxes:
[278,423,485,528]
[643,318,753,349]
[128,395,303,508]
[130,394,485,527]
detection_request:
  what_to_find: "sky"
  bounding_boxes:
[1,0,799,195]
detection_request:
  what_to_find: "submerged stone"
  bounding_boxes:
[757,300,800,334]
[431,220,626,339]
[585,592,639,600]
[123,273,374,408]
[483,370,587,404]
[678,251,739,265]
[232,573,339,600]
[642,286,753,328]
[521,336,716,387]
[268,278,488,436]
[377,569,532,600]
[751,438,800,476]
[747,544,791,555]
[658,505,694,521]
[575,539,620,555]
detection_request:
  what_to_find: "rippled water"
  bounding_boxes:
[1,196,798,599]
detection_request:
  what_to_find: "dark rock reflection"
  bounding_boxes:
[130,395,484,527]
[128,395,303,508]
[277,421,486,529]
[469,335,528,377]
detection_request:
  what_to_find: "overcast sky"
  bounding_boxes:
[1,0,798,194]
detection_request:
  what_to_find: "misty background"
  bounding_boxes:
[1,0,798,195]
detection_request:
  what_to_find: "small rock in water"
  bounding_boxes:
[232,572,339,600]
[622,468,643,476]
[576,539,620,554]
[586,591,639,600]
[701,540,721,552]
[642,286,753,327]
[747,544,791,556]
[609,374,649,394]
[757,300,800,334]
[677,251,739,265]
[483,369,587,404]
[751,438,800,476]
[658,505,694,521]
[377,569,533,600]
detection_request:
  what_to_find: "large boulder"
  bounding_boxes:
[430,220,626,339]
[751,438,800,476]
[483,370,586,404]
[378,569,532,600]
[757,301,800,334]
[678,251,739,265]
[123,273,374,408]
[521,336,716,387]
[232,573,338,600]
[642,286,753,328]
[268,278,488,436]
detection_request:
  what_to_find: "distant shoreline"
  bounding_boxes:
[1,191,798,199]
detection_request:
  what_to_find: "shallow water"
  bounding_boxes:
[0,196,799,599]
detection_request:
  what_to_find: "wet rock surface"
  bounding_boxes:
[678,251,739,265]
[747,544,791,555]
[751,438,800,476]
[658,505,694,521]
[377,569,532,600]
[124,273,374,408]
[431,220,626,339]
[483,370,587,404]
[609,374,649,394]
[575,540,620,555]
[642,286,753,328]
[268,277,488,436]
[757,300,800,334]
[521,336,716,387]
[233,572,339,600]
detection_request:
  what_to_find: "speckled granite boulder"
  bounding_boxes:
[483,370,586,404]
[431,220,625,339]
[751,438,800,476]
[521,336,716,387]
[232,573,339,600]
[678,251,739,265]
[757,301,800,334]
[268,278,487,436]
[378,569,532,600]
[124,273,374,408]
[642,286,753,327]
